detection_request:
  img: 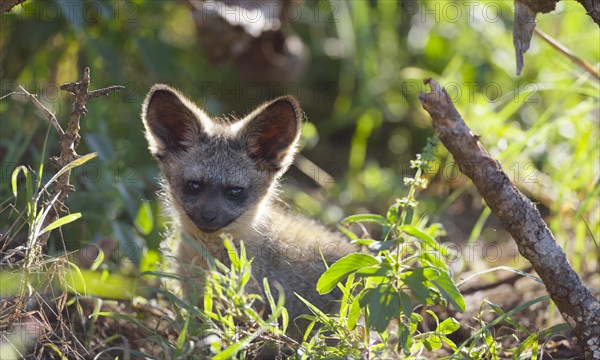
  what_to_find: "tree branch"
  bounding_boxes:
[418,78,600,359]
[0,0,27,13]
[576,0,600,26]
[513,0,599,75]
[37,68,124,248]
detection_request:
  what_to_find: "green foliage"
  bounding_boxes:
[2,0,597,273]
[297,138,464,358]
[1,0,597,358]
[113,236,291,359]
[8,153,95,272]
[454,296,572,360]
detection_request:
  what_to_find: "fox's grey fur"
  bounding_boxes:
[141,85,354,338]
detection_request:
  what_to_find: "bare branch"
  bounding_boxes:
[0,91,18,101]
[15,86,65,136]
[534,28,600,81]
[88,86,126,99]
[36,67,125,248]
[419,78,600,358]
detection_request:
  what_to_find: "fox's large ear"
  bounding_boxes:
[238,96,302,173]
[141,84,206,159]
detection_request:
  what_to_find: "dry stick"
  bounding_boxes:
[16,86,65,136]
[418,79,600,359]
[37,67,125,248]
[534,28,600,81]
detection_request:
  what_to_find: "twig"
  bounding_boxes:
[418,78,600,359]
[88,86,127,99]
[37,67,125,248]
[459,266,535,295]
[534,28,600,81]
[0,91,18,101]
[15,86,65,136]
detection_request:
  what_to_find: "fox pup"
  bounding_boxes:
[141,85,354,336]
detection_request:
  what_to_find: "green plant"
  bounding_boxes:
[106,236,297,359]
[0,150,95,358]
[199,237,294,358]
[291,137,465,358]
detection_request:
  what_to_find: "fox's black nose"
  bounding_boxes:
[201,209,217,222]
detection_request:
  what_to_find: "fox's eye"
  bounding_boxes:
[187,180,203,192]
[227,187,245,199]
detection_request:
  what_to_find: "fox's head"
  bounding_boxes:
[142,84,302,234]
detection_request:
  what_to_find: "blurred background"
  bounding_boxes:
[1,0,598,280]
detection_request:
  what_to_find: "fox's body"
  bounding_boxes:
[141,85,354,335]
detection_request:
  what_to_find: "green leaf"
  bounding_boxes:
[337,224,359,240]
[366,284,400,332]
[438,317,460,334]
[11,165,34,220]
[280,307,289,334]
[401,225,441,250]
[454,295,550,357]
[386,204,399,223]
[89,246,105,272]
[513,332,538,360]
[401,224,449,271]
[40,153,97,194]
[223,238,240,267]
[423,267,440,280]
[402,269,432,305]
[317,253,380,294]
[425,223,446,238]
[487,301,529,333]
[351,239,376,246]
[37,126,51,200]
[399,291,413,318]
[140,249,161,274]
[134,201,154,235]
[40,213,82,235]
[341,214,387,225]
[347,295,362,330]
[423,334,442,351]
[403,207,414,225]
[538,323,570,338]
[63,267,136,299]
[175,316,190,355]
[410,312,423,325]
[484,328,499,359]
[355,264,392,278]
[431,271,465,312]
[11,165,29,198]
[367,239,397,252]
[295,292,329,321]
[441,335,458,352]
[263,278,276,310]
[421,251,448,272]
[398,324,413,355]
